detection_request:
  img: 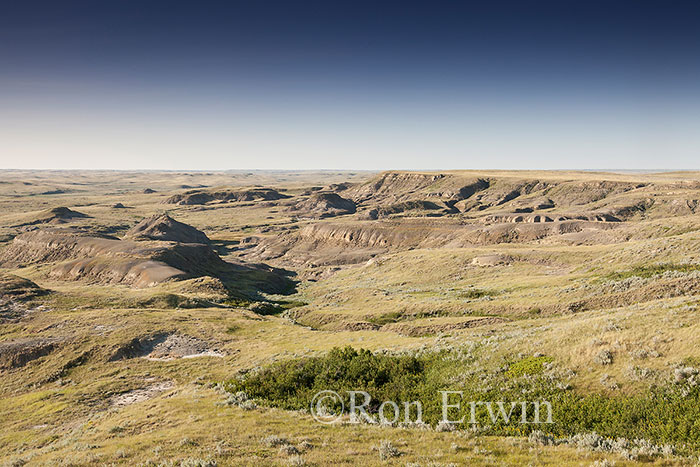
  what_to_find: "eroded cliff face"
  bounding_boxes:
[343,171,697,219]
[233,171,700,272]
[0,228,215,287]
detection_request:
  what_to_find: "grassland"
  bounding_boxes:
[2,170,700,465]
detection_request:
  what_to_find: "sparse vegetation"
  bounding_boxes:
[378,440,401,460]
[595,350,614,366]
[604,263,700,281]
[261,435,289,448]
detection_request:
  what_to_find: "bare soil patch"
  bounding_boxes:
[110,380,175,408]
[109,333,223,361]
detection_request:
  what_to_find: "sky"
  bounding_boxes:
[1,0,699,170]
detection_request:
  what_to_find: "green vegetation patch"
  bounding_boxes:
[226,347,425,411]
[225,346,700,452]
[247,299,308,315]
[506,355,553,378]
[366,311,405,326]
[457,288,495,299]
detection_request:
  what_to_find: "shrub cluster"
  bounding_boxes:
[225,346,700,451]
[227,347,425,412]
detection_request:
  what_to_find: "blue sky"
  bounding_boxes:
[1,1,699,169]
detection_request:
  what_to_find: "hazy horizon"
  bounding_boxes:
[2,1,699,170]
